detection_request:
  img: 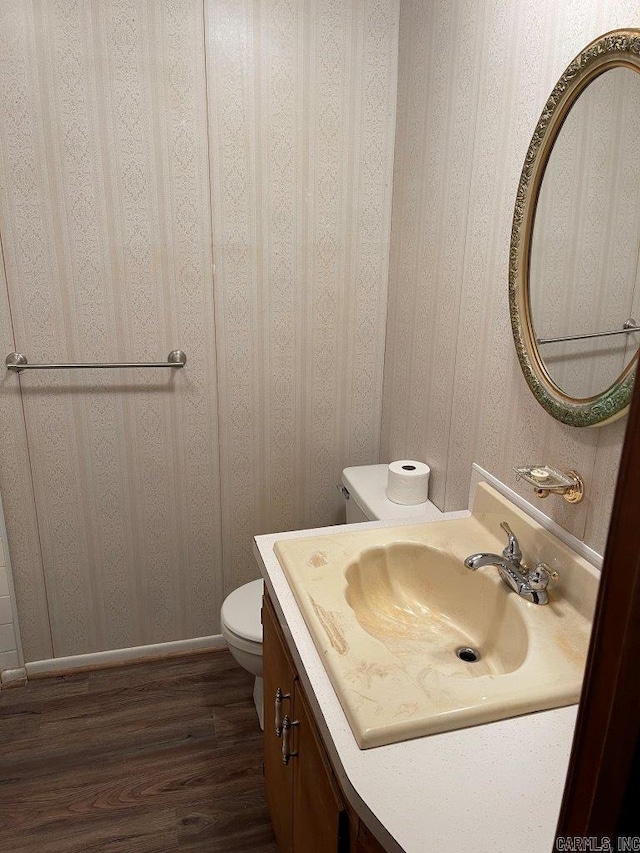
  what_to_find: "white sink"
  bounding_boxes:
[274,483,598,748]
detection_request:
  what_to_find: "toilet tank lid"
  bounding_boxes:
[221,579,264,643]
[341,464,442,522]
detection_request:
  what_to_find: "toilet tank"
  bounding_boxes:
[340,464,442,523]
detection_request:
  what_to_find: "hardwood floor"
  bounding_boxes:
[0,650,278,853]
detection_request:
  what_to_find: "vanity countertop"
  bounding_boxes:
[253,512,580,853]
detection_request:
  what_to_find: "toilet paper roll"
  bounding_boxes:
[386,460,430,505]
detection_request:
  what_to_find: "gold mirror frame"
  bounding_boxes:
[509,29,640,427]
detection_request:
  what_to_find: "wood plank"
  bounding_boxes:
[0,649,277,853]
[7,808,179,853]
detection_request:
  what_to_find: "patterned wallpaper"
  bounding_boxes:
[5,0,632,662]
[381,0,640,556]
[0,492,22,672]
[0,0,399,660]
[206,0,398,592]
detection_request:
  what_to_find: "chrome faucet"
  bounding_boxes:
[464,521,558,605]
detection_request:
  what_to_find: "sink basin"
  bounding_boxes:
[274,483,598,748]
[345,542,528,678]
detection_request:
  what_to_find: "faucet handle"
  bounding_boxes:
[533,561,559,581]
[500,521,522,564]
[527,562,560,592]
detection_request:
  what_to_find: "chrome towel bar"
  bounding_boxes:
[5,350,187,373]
[537,318,640,345]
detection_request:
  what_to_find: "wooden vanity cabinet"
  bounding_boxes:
[262,592,387,853]
[291,683,349,851]
[263,590,297,853]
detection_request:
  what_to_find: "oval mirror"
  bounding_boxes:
[509,30,640,427]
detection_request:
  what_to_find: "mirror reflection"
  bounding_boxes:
[529,67,640,400]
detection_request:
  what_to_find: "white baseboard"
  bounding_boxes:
[25,633,227,678]
[0,666,28,688]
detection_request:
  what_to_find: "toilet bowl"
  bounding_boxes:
[221,578,264,729]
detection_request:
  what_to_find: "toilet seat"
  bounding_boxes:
[221,622,262,656]
[221,578,263,645]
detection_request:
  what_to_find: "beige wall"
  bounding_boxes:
[3,0,636,663]
[205,0,399,593]
[0,493,22,673]
[381,0,640,555]
[0,0,399,661]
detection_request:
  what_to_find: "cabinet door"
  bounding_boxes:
[292,683,349,853]
[352,818,388,853]
[263,594,297,853]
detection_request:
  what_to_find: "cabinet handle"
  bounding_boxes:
[275,687,291,737]
[281,714,298,765]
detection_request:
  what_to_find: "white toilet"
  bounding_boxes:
[220,463,441,728]
[220,578,265,728]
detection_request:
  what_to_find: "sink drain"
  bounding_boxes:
[456,646,480,663]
